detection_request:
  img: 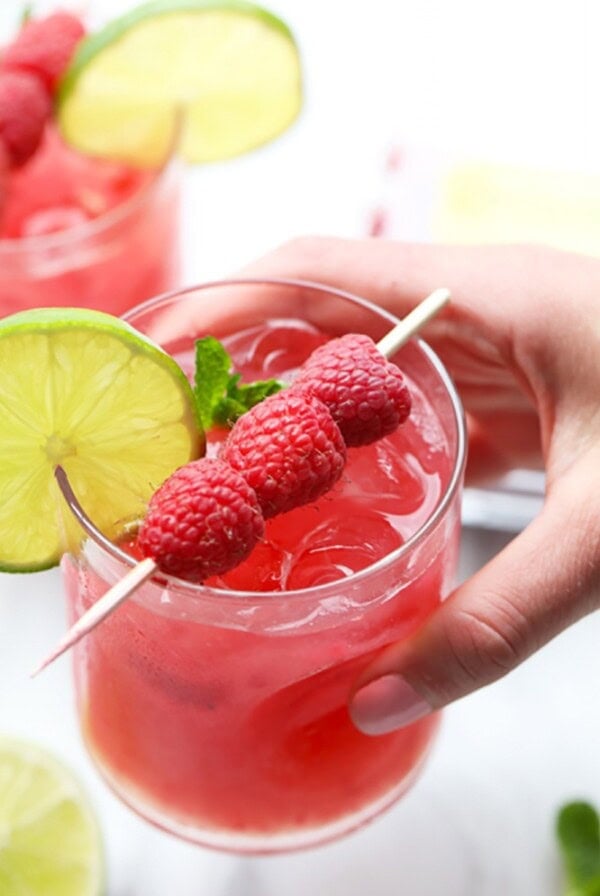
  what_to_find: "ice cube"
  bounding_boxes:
[223,320,327,381]
[20,205,89,238]
[285,508,403,590]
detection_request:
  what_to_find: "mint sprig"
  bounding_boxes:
[557,803,600,895]
[19,3,33,27]
[194,336,284,429]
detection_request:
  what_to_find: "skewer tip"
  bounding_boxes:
[31,556,158,678]
[30,647,61,679]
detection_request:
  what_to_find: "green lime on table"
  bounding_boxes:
[0,307,203,573]
[58,0,302,166]
[0,737,103,896]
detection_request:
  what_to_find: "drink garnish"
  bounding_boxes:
[57,0,303,166]
[0,736,103,896]
[294,332,412,446]
[0,1,300,224]
[0,12,85,171]
[138,457,264,580]
[0,72,51,169]
[1,11,85,94]
[0,307,202,572]
[194,335,283,429]
[222,388,347,518]
[557,802,600,895]
[31,288,450,675]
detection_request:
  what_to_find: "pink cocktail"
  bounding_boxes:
[62,280,465,853]
[0,128,179,317]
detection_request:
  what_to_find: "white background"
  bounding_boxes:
[1,1,600,893]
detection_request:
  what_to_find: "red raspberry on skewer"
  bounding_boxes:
[0,71,51,168]
[138,459,264,583]
[221,390,346,519]
[2,12,86,95]
[293,333,411,447]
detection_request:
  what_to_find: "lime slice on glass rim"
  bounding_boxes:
[0,737,103,896]
[57,0,303,166]
[0,308,203,573]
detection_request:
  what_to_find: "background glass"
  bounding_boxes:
[0,137,180,317]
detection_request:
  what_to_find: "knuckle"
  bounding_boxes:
[445,593,533,687]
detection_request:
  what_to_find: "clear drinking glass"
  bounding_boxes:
[0,130,180,317]
[61,279,465,854]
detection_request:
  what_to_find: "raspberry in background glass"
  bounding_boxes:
[62,279,465,853]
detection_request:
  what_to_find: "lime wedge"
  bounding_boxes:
[0,737,103,896]
[0,307,203,572]
[57,0,302,166]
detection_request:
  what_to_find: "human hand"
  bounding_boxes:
[239,239,600,734]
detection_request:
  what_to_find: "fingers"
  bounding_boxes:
[349,453,600,735]
[239,237,463,310]
[241,237,524,334]
[241,237,600,329]
[240,239,543,406]
[465,410,542,484]
[241,240,600,403]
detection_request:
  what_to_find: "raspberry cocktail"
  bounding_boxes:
[61,279,465,853]
[0,128,179,317]
[0,12,179,317]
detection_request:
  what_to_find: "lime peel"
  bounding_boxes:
[0,737,104,896]
[58,0,302,166]
[0,307,203,573]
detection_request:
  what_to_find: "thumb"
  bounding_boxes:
[349,474,599,736]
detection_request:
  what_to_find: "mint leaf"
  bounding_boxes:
[19,3,33,26]
[583,882,600,896]
[194,336,284,429]
[194,337,232,430]
[213,377,282,426]
[557,802,600,893]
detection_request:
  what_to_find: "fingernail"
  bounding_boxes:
[349,674,431,736]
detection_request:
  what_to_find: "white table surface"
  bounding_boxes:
[2,1,600,893]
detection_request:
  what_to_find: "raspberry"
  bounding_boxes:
[294,333,411,447]
[2,12,85,94]
[0,72,51,168]
[222,390,346,519]
[138,459,264,583]
[0,140,9,207]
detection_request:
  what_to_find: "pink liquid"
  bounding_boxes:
[64,319,461,851]
[0,129,179,316]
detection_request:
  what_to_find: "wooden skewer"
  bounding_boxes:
[31,557,157,677]
[376,288,450,358]
[31,287,450,677]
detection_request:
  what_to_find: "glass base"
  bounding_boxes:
[86,740,435,855]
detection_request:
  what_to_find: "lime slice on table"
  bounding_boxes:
[0,737,103,896]
[0,308,203,573]
[57,0,302,166]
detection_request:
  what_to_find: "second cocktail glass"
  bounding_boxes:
[0,130,180,317]
[61,279,465,854]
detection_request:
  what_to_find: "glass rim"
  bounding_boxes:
[0,139,178,257]
[83,277,467,604]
